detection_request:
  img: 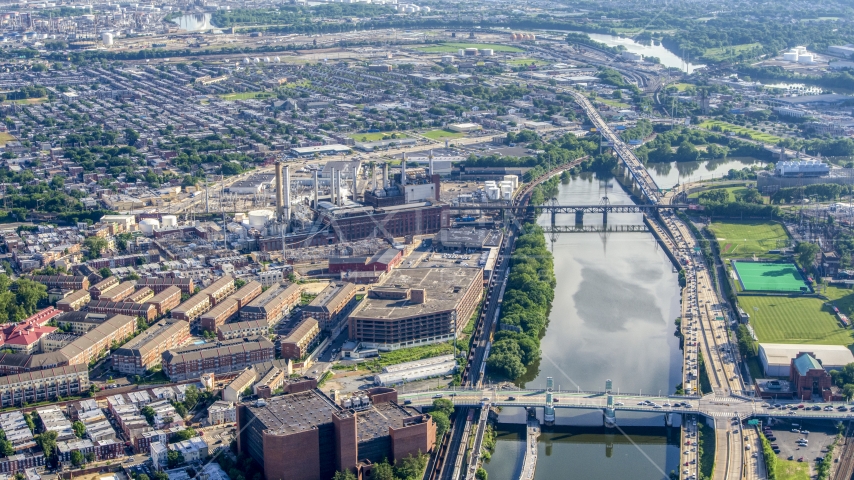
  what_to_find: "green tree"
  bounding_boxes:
[475,468,488,480]
[394,453,428,480]
[84,452,95,463]
[796,242,820,271]
[675,141,701,162]
[85,236,109,258]
[36,431,58,459]
[736,325,757,358]
[72,420,86,438]
[124,128,140,146]
[12,277,47,317]
[99,267,112,278]
[166,450,184,468]
[70,449,84,467]
[332,471,357,480]
[372,461,394,480]
[141,406,156,426]
[172,428,196,442]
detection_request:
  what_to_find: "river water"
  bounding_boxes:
[585,33,705,73]
[484,172,683,479]
[646,157,769,189]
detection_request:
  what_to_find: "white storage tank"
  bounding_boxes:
[783,51,799,62]
[248,209,274,227]
[798,54,814,64]
[487,186,501,200]
[161,215,177,227]
[479,48,494,56]
[101,32,113,46]
[139,218,159,235]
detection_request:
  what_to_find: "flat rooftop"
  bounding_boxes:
[350,267,481,321]
[356,402,415,442]
[244,390,340,435]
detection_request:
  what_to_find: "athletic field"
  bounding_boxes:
[733,261,806,292]
[707,220,789,258]
[737,296,854,346]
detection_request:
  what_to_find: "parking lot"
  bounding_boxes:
[764,419,839,473]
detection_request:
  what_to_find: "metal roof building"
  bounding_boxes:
[759,343,854,377]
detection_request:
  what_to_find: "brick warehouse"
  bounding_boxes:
[237,387,434,480]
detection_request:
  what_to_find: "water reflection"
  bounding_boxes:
[646,158,768,188]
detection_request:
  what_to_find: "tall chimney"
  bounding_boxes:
[283,165,291,225]
[429,149,434,176]
[401,153,407,186]
[337,170,343,206]
[383,163,390,188]
[275,162,283,221]
[330,168,336,205]
[313,170,319,209]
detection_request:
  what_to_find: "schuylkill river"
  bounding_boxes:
[484,173,683,480]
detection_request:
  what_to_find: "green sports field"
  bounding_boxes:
[732,261,806,292]
[737,296,854,346]
[707,220,790,257]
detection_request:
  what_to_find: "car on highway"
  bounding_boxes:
[433,394,443,398]
[508,396,516,401]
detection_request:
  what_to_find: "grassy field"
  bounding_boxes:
[3,97,48,105]
[775,458,810,480]
[707,220,790,257]
[415,43,524,53]
[703,43,763,62]
[698,120,783,144]
[506,58,552,66]
[0,132,16,146]
[218,91,275,101]
[597,97,632,109]
[348,132,409,142]
[670,82,695,92]
[423,129,465,140]
[361,342,456,373]
[737,296,854,346]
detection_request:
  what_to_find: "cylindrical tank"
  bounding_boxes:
[274,56,281,62]
[487,187,500,200]
[139,218,159,235]
[783,52,799,62]
[798,54,814,64]
[248,209,274,227]
[161,215,177,227]
[101,32,113,46]
[479,49,494,56]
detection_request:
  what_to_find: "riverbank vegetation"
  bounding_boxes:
[485,221,555,380]
[697,421,715,480]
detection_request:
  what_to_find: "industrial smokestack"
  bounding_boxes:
[313,170,319,209]
[383,163,389,189]
[337,170,344,207]
[429,149,434,176]
[275,162,283,221]
[283,165,291,226]
[330,168,336,205]
[401,153,407,187]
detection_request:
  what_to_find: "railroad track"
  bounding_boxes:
[833,422,854,480]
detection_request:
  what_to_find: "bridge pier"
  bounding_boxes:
[575,210,584,226]
[551,210,556,227]
[602,210,608,225]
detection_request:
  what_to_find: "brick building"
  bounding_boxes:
[97,281,136,302]
[145,286,182,317]
[113,319,190,375]
[28,275,89,291]
[327,248,403,275]
[230,281,263,308]
[89,276,120,299]
[239,283,301,326]
[161,337,275,381]
[216,320,269,341]
[201,276,235,305]
[236,387,434,480]
[0,364,89,407]
[137,277,195,294]
[171,293,211,323]
[126,287,155,304]
[790,352,844,402]
[200,298,239,333]
[56,290,91,312]
[87,300,157,322]
[302,283,358,333]
[280,317,320,360]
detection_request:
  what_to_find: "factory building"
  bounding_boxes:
[327,248,403,277]
[302,283,358,333]
[373,355,458,386]
[348,268,483,350]
[774,160,830,177]
[236,387,435,480]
